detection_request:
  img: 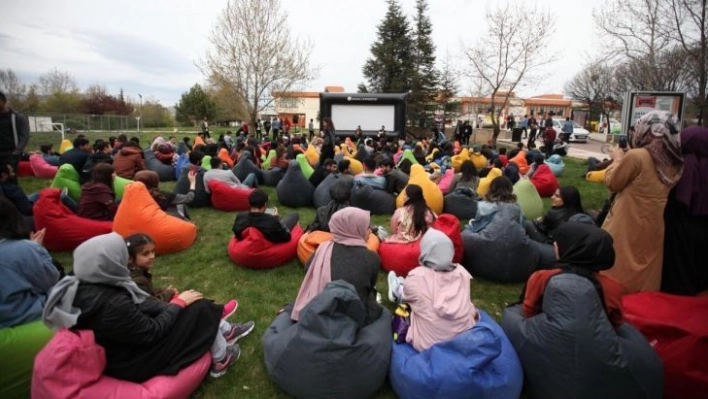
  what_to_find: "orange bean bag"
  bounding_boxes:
[396,164,444,214]
[113,182,197,255]
[296,230,381,265]
[33,188,113,252]
[29,154,58,179]
[510,151,529,175]
[227,225,304,269]
[208,180,254,212]
[218,148,234,168]
[379,214,464,277]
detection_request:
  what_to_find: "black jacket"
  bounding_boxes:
[232,212,291,243]
[308,166,330,188]
[0,181,33,215]
[0,110,30,154]
[59,148,90,174]
[80,152,114,184]
[385,169,410,196]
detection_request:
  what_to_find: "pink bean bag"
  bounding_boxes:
[208,180,254,212]
[622,292,708,399]
[33,188,113,252]
[228,224,304,269]
[18,160,34,177]
[379,214,464,277]
[437,168,455,194]
[32,329,210,399]
[530,164,559,198]
[29,154,58,179]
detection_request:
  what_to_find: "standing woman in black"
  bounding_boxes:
[319,117,337,166]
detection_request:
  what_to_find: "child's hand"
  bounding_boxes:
[177,290,203,306]
[168,285,179,296]
[30,228,46,245]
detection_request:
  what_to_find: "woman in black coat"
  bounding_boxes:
[526,186,586,244]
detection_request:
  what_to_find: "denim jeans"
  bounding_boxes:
[28,191,79,213]
[242,173,258,188]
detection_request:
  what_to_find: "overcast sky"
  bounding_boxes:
[1,0,607,106]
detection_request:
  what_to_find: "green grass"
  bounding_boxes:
[19,132,609,398]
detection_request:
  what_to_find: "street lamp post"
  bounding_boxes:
[137,94,143,132]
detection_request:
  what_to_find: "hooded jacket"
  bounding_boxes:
[77,182,117,221]
[113,146,146,179]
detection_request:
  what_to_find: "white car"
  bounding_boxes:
[551,118,589,143]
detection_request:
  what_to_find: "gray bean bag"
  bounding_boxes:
[263,280,391,399]
[313,173,353,209]
[501,274,663,399]
[262,167,285,187]
[175,166,211,208]
[232,151,264,184]
[276,161,314,208]
[443,187,478,221]
[144,149,175,182]
[350,181,396,215]
[461,202,539,283]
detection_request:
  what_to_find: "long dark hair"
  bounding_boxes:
[404,184,432,236]
[485,176,517,203]
[559,186,584,214]
[90,163,115,189]
[323,117,335,131]
[125,233,155,263]
[0,197,30,239]
[460,160,478,182]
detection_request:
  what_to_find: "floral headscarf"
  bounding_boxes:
[631,110,683,187]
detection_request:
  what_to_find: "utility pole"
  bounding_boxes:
[137,93,143,132]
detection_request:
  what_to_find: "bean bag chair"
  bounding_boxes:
[174,154,189,180]
[504,162,520,184]
[175,167,210,208]
[200,155,212,170]
[296,153,314,179]
[263,280,391,399]
[622,292,708,399]
[390,310,523,399]
[58,139,73,154]
[207,180,254,212]
[424,148,439,163]
[313,173,353,209]
[218,148,234,168]
[29,154,58,179]
[276,161,314,208]
[513,178,544,220]
[350,181,396,215]
[470,152,488,170]
[262,167,285,187]
[544,154,564,177]
[443,187,478,221]
[397,149,419,167]
[113,182,197,255]
[144,150,175,182]
[393,149,403,164]
[380,215,464,277]
[530,164,559,198]
[461,202,539,283]
[50,164,82,201]
[227,225,303,269]
[585,169,606,183]
[31,329,210,399]
[501,273,663,399]
[451,148,469,172]
[346,156,364,175]
[304,144,319,166]
[477,167,502,197]
[261,149,276,170]
[396,164,444,214]
[232,151,263,183]
[0,321,54,399]
[297,230,380,265]
[33,188,113,252]
[510,151,530,175]
[17,160,34,177]
[436,168,454,194]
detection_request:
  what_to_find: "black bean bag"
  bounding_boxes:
[349,181,396,215]
[175,167,211,208]
[276,161,314,208]
[262,167,285,187]
[443,187,478,221]
[313,173,353,209]
[262,280,391,399]
[232,151,263,184]
[501,274,663,399]
[144,149,175,182]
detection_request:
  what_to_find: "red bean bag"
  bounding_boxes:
[379,214,464,277]
[622,292,708,399]
[113,182,197,255]
[33,188,113,252]
[228,225,304,269]
[530,164,559,198]
[32,329,210,399]
[18,160,34,177]
[208,180,254,212]
[29,154,58,179]
[296,230,380,265]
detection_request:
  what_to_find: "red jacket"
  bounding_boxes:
[113,146,146,179]
[77,182,118,221]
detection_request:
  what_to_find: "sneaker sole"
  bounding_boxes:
[387,272,398,303]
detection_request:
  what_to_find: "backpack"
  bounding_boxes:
[544,127,556,142]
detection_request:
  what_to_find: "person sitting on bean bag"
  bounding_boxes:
[203,157,257,193]
[134,170,195,221]
[59,138,92,175]
[0,197,60,328]
[40,144,60,166]
[80,140,114,184]
[354,158,387,190]
[306,178,352,233]
[525,186,587,245]
[77,163,118,222]
[113,141,146,180]
[292,207,383,325]
[386,184,436,244]
[450,160,480,194]
[387,228,479,352]
[41,233,243,381]
[232,189,299,244]
[308,158,337,188]
[380,159,409,196]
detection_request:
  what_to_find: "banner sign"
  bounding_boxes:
[621,91,686,135]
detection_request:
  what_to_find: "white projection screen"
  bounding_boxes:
[331,104,395,131]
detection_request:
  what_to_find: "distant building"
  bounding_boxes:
[269,86,344,128]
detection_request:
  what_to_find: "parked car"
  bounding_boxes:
[551,118,589,143]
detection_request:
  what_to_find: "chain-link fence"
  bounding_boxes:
[27,113,140,133]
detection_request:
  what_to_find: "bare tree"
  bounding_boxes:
[564,62,622,133]
[201,0,318,130]
[37,68,79,96]
[464,2,555,145]
[0,69,26,107]
[611,46,693,95]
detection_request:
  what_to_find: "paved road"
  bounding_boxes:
[499,137,607,161]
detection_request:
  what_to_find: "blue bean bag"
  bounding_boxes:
[544,154,565,177]
[144,149,175,182]
[350,180,396,215]
[276,161,314,208]
[174,153,189,180]
[390,310,523,399]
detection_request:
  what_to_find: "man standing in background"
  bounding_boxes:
[0,91,29,185]
[201,117,211,139]
[308,118,315,141]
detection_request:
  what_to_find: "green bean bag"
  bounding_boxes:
[397,149,419,167]
[262,149,276,170]
[201,155,212,170]
[296,154,315,180]
[0,321,54,399]
[513,177,544,220]
[51,164,131,201]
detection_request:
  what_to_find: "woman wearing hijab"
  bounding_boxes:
[42,233,242,381]
[306,179,352,233]
[386,184,436,244]
[292,207,382,325]
[526,186,585,244]
[523,222,624,328]
[387,229,479,352]
[602,111,684,293]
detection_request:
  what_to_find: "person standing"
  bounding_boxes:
[255,119,262,141]
[561,117,574,143]
[462,121,473,146]
[0,91,29,185]
[319,117,337,166]
[308,118,315,142]
[522,115,529,139]
[527,115,538,149]
[542,113,556,159]
[202,117,211,139]
[453,120,462,143]
[264,118,272,140]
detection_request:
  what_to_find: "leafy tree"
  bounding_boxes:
[357,83,369,93]
[208,74,250,123]
[130,98,173,128]
[436,52,459,129]
[174,84,217,127]
[409,0,438,126]
[80,85,132,115]
[37,68,82,114]
[0,69,26,109]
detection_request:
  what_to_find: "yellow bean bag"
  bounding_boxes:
[477,167,503,197]
[342,145,355,158]
[396,164,444,214]
[346,157,364,176]
[451,148,470,172]
[297,230,380,265]
[586,169,606,183]
[304,144,320,166]
[425,148,439,163]
[470,152,488,170]
[59,139,73,154]
[113,182,198,255]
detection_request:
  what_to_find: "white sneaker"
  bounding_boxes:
[387,271,401,303]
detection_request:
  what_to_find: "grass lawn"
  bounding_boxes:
[19,131,609,398]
